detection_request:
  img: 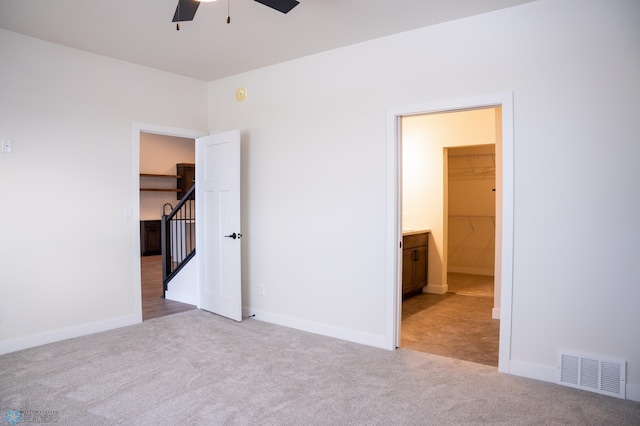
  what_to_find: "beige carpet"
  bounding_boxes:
[1,310,638,425]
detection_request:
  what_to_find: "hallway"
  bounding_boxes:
[401,273,499,367]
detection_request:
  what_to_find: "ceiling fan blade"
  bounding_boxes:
[254,0,300,14]
[172,0,201,22]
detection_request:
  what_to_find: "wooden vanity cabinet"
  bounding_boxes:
[402,231,429,297]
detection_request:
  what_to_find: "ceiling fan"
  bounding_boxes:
[172,0,300,29]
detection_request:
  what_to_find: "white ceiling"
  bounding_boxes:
[0,0,533,82]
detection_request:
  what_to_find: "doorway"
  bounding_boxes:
[401,140,499,366]
[139,131,198,320]
[385,94,514,373]
[132,123,206,323]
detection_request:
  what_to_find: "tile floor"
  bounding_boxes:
[401,273,499,367]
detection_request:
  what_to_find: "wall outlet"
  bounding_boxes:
[259,284,266,296]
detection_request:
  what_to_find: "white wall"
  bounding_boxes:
[206,0,640,396]
[140,133,195,221]
[1,0,638,400]
[0,29,206,351]
[403,108,498,292]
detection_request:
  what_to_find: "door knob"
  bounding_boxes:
[224,232,242,239]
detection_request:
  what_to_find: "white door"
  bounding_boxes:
[196,129,242,321]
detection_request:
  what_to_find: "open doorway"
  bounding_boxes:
[401,137,499,366]
[132,123,206,323]
[385,93,514,373]
[139,131,197,321]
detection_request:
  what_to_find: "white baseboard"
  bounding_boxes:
[492,308,500,319]
[164,290,197,306]
[508,359,557,383]
[0,314,140,355]
[625,383,640,402]
[448,266,494,276]
[507,359,640,402]
[243,307,387,349]
[424,283,448,294]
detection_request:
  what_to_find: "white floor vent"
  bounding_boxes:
[557,350,626,399]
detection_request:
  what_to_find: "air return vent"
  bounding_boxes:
[557,350,626,398]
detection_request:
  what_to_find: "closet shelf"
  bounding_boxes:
[140,188,181,192]
[140,173,182,192]
[139,164,194,198]
[140,173,181,178]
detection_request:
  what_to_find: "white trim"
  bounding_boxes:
[497,94,515,374]
[424,284,448,295]
[509,359,558,383]
[626,383,640,402]
[133,122,207,140]
[245,307,387,349]
[385,93,515,373]
[492,308,500,319]
[385,113,402,349]
[0,314,138,355]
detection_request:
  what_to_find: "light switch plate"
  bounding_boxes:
[2,139,12,153]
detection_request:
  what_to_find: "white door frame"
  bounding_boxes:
[131,122,207,323]
[385,93,514,373]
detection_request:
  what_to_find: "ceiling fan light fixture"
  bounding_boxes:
[173,0,296,29]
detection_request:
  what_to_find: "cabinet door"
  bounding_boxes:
[402,232,430,297]
[177,163,195,200]
[402,249,414,294]
[141,220,162,256]
[412,246,428,291]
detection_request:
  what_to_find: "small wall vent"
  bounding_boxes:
[557,350,626,399]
